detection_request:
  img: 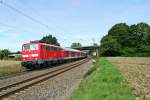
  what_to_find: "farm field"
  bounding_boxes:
[0,60,26,77]
[107,57,150,100]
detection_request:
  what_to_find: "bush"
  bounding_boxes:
[121,48,136,56]
[120,47,150,57]
[100,36,122,56]
[14,56,22,61]
[137,45,150,52]
[0,49,10,60]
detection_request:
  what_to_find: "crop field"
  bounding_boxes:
[107,57,150,100]
[0,60,26,77]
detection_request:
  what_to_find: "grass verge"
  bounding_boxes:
[69,58,135,100]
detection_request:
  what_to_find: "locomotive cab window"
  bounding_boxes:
[30,44,38,50]
[23,45,30,50]
[23,44,38,50]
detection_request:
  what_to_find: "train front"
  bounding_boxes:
[21,42,39,69]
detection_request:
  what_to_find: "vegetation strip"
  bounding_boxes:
[70,58,135,100]
[0,61,26,77]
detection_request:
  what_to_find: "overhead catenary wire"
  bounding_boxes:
[0,0,96,47]
[0,21,37,34]
[0,0,49,29]
[0,0,73,38]
[18,0,71,35]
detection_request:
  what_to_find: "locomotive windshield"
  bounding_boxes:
[23,44,38,50]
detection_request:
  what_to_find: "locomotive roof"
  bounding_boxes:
[63,47,85,53]
[23,42,61,48]
[23,41,86,53]
[40,43,61,48]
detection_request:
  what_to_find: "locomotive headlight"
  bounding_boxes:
[22,55,29,57]
[32,54,38,57]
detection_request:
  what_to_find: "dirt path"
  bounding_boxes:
[107,57,150,100]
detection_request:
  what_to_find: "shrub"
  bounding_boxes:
[14,56,22,61]
[100,36,122,56]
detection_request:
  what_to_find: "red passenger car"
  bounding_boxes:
[21,41,86,69]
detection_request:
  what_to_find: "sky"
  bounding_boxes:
[0,0,150,51]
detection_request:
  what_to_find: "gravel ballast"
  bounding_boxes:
[6,60,92,100]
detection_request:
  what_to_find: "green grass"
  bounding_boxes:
[69,58,135,100]
[0,60,26,77]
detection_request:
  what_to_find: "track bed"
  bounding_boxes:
[0,58,90,99]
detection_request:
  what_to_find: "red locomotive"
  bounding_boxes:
[21,41,87,69]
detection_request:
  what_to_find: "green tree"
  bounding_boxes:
[100,36,121,56]
[108,23,133,47]
[0,50,3,59]
[0,49,10,60]
[40,34,60,46]
[146,33,150,45]
[100,22,150,56]
[130,23,150,45]
[71,42,82,48]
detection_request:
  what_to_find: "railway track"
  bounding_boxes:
[0,58,89,99]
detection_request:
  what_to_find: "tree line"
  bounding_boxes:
[40,34,60,46]
[0,49,10,60]
[100,22,150,56]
